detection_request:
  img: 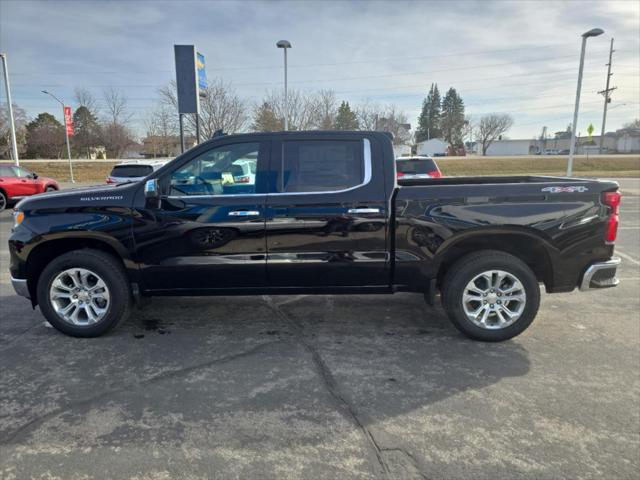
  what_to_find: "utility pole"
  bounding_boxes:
[0,53,20,166]
[598,38,616,154]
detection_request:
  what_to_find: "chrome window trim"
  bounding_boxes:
[165,138,372,200]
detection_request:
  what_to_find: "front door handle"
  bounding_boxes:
[228,210,261,217]
[347,208,380,214]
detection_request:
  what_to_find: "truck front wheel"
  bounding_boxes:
[37,249,132,337]
[441,250,540,341]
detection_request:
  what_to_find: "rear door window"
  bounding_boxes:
[278,140,364,193]
[110,165,154,178]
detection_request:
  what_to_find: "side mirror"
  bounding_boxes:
[144,179,160,208]
[31,172,38,179]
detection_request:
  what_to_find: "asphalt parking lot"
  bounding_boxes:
[1,179,638,480]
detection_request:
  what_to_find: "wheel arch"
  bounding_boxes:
[25,234,135,304]
[434,228,557,290]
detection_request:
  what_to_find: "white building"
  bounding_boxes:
[481,139,536,156]
[416,138,449,156]
[393,144,412,157]
[616,128,640,153]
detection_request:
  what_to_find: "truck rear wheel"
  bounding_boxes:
[441,250,540,341]
[37,249,132,337]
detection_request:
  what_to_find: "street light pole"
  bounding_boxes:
[42,90,75,183]
[276,40,292,131]
[567,28,604,176]
[0,53,20,166]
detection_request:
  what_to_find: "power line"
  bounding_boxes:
[8,42,605,76]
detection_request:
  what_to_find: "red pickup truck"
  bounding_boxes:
[0,163,59,211]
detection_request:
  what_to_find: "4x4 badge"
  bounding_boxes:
[542,186,589,193]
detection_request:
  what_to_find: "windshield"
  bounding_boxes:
[396,158,437,174]
[110,165,154,178]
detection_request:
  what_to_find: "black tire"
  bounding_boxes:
[441,250,540,342]
[37,249,132,337]
[0,190,7,212]
[45,186,57,192]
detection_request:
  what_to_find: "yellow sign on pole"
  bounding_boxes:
[587,123,595,140]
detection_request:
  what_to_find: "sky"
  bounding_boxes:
[1,0,639,140]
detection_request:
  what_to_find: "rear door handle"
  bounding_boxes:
[347,208,380,214]
[228,210,260,217]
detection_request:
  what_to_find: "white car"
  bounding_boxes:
[395,156,443,179]
[106,160,169,184]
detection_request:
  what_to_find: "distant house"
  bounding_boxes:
[416,138,449,156]
[615,128,640,153]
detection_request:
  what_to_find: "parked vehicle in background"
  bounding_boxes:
[540,149,561,155]
[106,160,168,184]
[0,163,59,212]
[396,156,443,179]
[9,131,621,341]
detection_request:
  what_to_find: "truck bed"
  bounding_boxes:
[397,175,604,187]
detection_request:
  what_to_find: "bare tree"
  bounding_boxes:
[199,79,247,137]
[258,89,320,131]
[143,104,178,157]
[377,105,412,145]
[101,87,134,158]
[159,79,247,139]
[314,89,338,129]
[74,87,98,115]
[477,114,514,155]
[102,86,132,126]
[0,103,28,159]
[355,100,383,131]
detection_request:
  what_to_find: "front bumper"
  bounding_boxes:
[579,257,621,291]
[11,276,30,299]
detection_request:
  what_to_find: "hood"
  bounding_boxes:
[15,182,140,211]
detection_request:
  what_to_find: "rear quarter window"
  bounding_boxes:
[110,165,154,178]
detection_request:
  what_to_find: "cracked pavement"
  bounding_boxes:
[1,179,639,479]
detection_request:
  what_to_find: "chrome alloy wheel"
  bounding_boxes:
[462,269,526,330]
[49,268,111,326]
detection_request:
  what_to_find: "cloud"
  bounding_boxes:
[1,0,638,138]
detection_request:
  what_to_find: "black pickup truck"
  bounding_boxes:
[8,131,621,341]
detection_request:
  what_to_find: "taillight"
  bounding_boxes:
[396,172,405,178]
[603,191,621,244]
[428,170,442,178]
[106,177,114,184]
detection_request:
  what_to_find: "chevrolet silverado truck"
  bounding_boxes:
[8,131,621,341]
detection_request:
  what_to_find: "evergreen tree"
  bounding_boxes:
[440,87,465,146]
[415,83,441,143]
[251,102,283,132]
[25,113,65,159]
[334,101,359,130]
[72,106,101,158]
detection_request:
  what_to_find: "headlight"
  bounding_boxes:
[12,211,24,229]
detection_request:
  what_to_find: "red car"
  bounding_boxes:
[0,163,59,211]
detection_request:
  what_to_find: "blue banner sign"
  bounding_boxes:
[197,52,207,92]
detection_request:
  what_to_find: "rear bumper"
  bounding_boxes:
[579,257,620,291]
[11,276,30,299]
